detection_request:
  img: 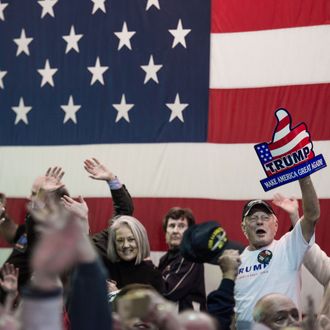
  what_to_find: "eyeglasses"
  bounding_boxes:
[245,214,272,224]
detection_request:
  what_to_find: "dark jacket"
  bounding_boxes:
[207,278,236,330]
[92,184,134,260]
[102,258,164,293]
[92,185,164,293]
[158,248,207,312]
[68,260,112,330]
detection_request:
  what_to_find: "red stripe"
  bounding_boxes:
[291,136,313,154]
[269,123,306,151]
[208,84,330,143]
[268,137,313,161]
[211,0,330,33]
[2,198,330,255]
[274,115,290,133]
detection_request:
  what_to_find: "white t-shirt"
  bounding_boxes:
[234,220,314,322]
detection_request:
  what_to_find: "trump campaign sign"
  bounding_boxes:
[255,109,327,191]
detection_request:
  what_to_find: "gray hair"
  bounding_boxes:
[107,215,150,265]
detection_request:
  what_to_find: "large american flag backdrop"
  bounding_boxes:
[0,0,329,253]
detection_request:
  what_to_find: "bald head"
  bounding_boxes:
[179,310,218,330]
[253,293,300,330]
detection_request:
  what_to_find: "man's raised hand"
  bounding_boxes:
[272,193,300,225]
[0,263,19,296]
[61,195,90,234]
[42,166,65,192]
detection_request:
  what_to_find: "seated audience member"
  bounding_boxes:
[179,310,219,330]
[158,207,207,311]
[113,283,218,330]
[252,293,300,329]
[272,193,330,287]
[0,167,68,300]
[113,283,182,330]
[83,158,201,305]
[252,290,330,330]
[48,160,162,292]
[105,215,164,292]
[235,176,320,324]
[62,197,163,292]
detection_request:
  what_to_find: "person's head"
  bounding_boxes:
[108,216,150,265]
[253,293,300,329]
[163,207,195,249]
[241,200,278,250]
[179,310,219,330]
[113,284,165,330]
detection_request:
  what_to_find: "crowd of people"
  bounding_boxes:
[0,158,329,330]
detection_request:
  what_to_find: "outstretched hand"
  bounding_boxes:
[272,193,298,215]
[61,195,90,234]
[31,205,86,276]
[272,193,300,226]
[42,167,65,192]
[217,249,241,280]
[106,280,119,293]
[61,195,88,220]
[84,158,115,181]
[29,190,96,277]
[0,263,19,296]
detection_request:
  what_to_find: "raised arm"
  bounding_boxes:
[274,193,330,287]
[84,158,116,181]
[28,190,111,330]
[84,158,134,217]
[207,250,241,330]
[61,195,90,234]
[272,193,300,226]
[41,167,65,192]
[299,176,320,243]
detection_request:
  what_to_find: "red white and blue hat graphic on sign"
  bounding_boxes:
[255,108,327,191]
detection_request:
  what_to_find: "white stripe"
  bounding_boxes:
[210,25,330,89]
[0,141,329,199]
[270,131,310,157]
[276,110,288,121]
[273,124,290,142]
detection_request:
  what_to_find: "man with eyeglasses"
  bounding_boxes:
[234,176,320,326]
[252,293,300,329]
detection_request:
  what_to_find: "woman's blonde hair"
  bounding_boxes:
[107,215,150,265]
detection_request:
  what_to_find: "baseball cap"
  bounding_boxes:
[180,221,244,265]
[242,200,275,220]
